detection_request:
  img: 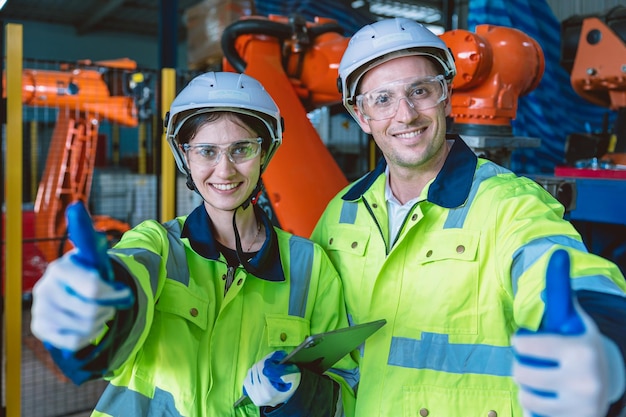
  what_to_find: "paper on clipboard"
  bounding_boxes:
[234,318,386,408]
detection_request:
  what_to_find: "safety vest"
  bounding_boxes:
[311,138,626,417]
[89,206,357,417]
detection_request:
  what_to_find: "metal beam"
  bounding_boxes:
[77,0,126,34]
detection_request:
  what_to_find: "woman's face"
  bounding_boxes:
[183,114,263,215]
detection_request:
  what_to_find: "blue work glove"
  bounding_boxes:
[243,350,302,407]
[512,249,625,417]
[30,201,134,352]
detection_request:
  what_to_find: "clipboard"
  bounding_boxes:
[234,318,386,408]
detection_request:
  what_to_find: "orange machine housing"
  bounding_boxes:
[3,58,142,291]
[220,16,549,235]
[221,15,351,237]
[440,25,545,135]
[561,7,626,165]
[568,17,626,111]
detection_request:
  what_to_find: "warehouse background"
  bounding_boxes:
[0,0,623,69]
[1,0,625,416]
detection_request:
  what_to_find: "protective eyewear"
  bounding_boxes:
[355,75,447,121]
[182,138,263,166]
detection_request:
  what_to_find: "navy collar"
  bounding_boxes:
[181,205,285,282]
[342,135,477,208]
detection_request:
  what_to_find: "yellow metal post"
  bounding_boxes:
[138,121,146,174]
[160,68,176,222]
[30,120,38,199]
[5,22,23,417]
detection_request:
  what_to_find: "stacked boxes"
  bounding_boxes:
[184,0,254,70]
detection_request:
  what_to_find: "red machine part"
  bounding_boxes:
[440,25,545,131]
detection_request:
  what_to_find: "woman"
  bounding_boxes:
[30,72,357,417]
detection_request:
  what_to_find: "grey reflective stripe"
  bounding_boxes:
[327,366,360,390]
[162,219,191,286]
[110,248,161,297]
[444,161,508,229]
[288,235,314,317]
[339,201,358,224]
[511,236,588,295]
[573,274,626,297]
[95,384,183,416]
[107,250,158,369]
[388,332,514,377]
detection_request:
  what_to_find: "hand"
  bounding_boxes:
[512,249,625,417]
[243,350,301,407]
[30,201,134,352]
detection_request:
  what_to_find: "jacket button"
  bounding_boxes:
[351,242,358,249]
[280,333,287,341]
[329,238,334,245]
[487,411,497,417]
[419,408,429,416]
[411,214,418,221]
[189,308,198,317]
[372,203,378,208]
[221,274,226,280]
[456,245,465,254]
[426,250,433,257]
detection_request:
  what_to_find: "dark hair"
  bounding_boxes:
[177,111,272,153]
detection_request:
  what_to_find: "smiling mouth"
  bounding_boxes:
[211,182,241,191]
[395,127,427,138]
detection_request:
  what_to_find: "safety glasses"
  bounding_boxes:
[182,138,263,166]
[355,75,447,121]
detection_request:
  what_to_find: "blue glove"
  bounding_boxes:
[512,249,625,417]
[243,350,301,407]
[30,201,134,352]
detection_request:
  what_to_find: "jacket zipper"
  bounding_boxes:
[362,197,390,255]
[224,266,235,296]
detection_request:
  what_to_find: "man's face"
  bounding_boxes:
[354,55,451,172]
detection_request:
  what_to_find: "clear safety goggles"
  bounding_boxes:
[182,138,263,166]
[355,75,447,121]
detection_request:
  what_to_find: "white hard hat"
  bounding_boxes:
[338,18,456,121]
[165,71,283,175]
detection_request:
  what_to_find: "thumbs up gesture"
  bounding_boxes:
[512,249,625,417]
[31,201,134,353]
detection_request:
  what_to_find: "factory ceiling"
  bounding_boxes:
[0,0,449,40]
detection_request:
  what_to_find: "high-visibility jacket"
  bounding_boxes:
[311,137,626,417]
[55,205,357,417]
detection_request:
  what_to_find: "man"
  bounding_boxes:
[311,17,626,417]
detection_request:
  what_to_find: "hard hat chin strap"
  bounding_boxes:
[233,180,264,273]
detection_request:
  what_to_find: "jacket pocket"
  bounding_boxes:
[403,384,513,417]
[399,229,480,335]
[324,224,371,321]
[265,314,311,349]
[155,281,210,331]
[325,224,370,257]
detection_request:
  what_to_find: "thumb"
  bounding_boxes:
[66,200,113,282]
[539,249,584,335]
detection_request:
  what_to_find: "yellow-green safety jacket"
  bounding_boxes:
[56,205,357,417]
[311,137,626,417]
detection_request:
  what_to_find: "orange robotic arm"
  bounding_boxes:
[3,58,147,263]
[221,15,350,236]
[565,15,626,110]
[440,25,545,136]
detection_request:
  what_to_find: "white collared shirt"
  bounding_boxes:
[385,166,422,245]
